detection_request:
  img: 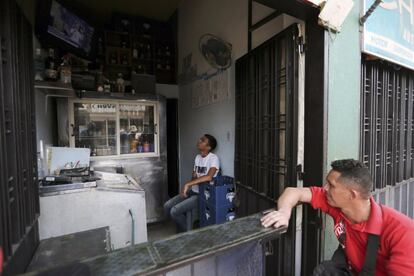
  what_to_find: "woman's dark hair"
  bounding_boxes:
[331,159,372,198]
[204,134,217,151]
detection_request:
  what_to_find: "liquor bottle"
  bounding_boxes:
[110,52,117,64]
[59,55,71,84]
[121,54,128,65]
[96,71,104,92]
[44,48,58,80]
[132,41,138,59]
[121,19,130,33]
[137,64,143,73]
[146,44,152,59]
[165,45,171,56]
[34,48,44,81]
[139,43,145,59]
[121,37,127,48]
[116,73,125,93]
[97,37,104,56]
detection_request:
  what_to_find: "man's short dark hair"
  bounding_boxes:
[331,159,372,198]
[204,134,217,151]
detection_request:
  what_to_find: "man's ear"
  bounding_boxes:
[349,188,359,200]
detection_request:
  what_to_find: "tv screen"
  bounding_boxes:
[36,0,95,59]
[47,0,94,53]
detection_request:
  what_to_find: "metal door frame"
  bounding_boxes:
[235,24,302,276]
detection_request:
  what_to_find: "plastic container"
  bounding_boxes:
[199,200,236,227]
[199,181,235,207]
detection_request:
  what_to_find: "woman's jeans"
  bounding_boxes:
[164,191,198,232]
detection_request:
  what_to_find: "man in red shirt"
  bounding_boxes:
[261,159,414,275]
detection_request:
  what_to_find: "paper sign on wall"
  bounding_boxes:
[191,70,230,108]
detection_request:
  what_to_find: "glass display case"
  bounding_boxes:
[69,100,159,157]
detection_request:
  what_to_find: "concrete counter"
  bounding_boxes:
[27,213,286,275]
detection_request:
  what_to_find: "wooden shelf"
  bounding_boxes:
[106,63,132,68]
[106,46,131,50]
[35,81,77,98]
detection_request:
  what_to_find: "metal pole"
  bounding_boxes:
[360,0,383,25]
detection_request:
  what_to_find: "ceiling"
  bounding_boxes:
[66,0,181,25]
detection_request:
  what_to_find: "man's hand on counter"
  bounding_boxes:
[260,209,291,229]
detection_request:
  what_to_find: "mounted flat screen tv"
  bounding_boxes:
[36,0,95,59]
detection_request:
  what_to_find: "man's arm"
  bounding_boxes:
[385,226,414,274]
[181,167,218,197]
[261,187,312,228]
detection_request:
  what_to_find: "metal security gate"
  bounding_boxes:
[0,0,39,274]
[360,59,414,190]
[360,59,414,218]
[235,25,300,276]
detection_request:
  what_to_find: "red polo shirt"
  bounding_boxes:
[310,186,414,275]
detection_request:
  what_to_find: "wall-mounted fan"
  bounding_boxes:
[199,34,232,70]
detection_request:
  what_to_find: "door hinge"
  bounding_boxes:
[296,35,305,54]
[296,164,305,181]
[295,24,306,54]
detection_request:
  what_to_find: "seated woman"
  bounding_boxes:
[164,134,220,232]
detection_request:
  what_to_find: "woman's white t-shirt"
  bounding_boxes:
[192,152,220,193]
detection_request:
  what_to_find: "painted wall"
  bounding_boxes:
[177,0,302,185]
[177,0,247,184]
[323,2,361,259]
[156,84,179,99]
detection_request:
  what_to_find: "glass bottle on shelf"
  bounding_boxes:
[165,46,171,56]
[139,43,145,59]
[121,53,128,65]
[110,52,118,64]
[44,48,58,81]
[59,54,71,84]
[96,70,104,92]
[165,59,171,71]
[116,73,125,93]
[121,36,127,48]
[146,44,152,59]
[97,37,104,56]
[34,48,44,81]
[121,19,130,33]
[132,41,138,59]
